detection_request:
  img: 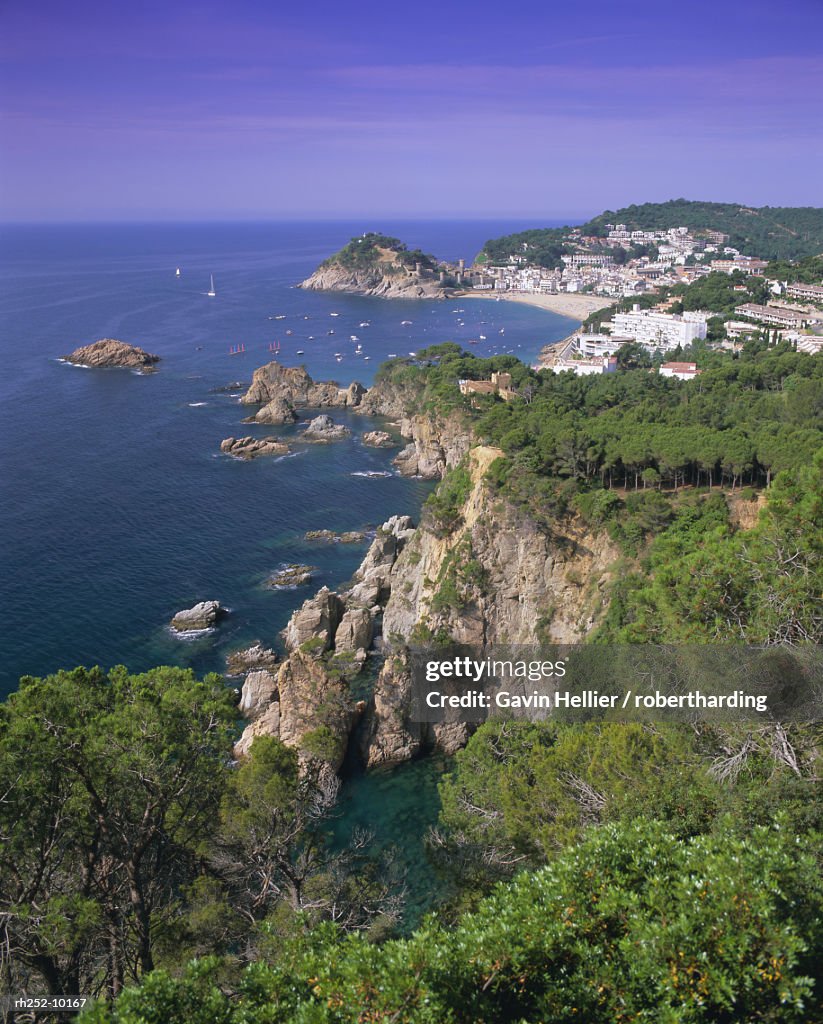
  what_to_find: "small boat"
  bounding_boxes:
[364,355,371,360]
[286,330,293,335]
[334,352,342,357]
[207,274,216,297]
[401,320,412,325]
[308,335,314,340]
[499,328,505,334]
[330,312,340,317]
[359,321,370,327]
[355,345,362,353]
[268,341,281,354]
[479,334,487,339]
[175,267,181,277]
[296,349,304,355]
[328,330,335,335]
[350,335,359,341]
[408,350,417,356]
[388,353,397,358]
[274,314,287,320]
[229,343,245,355]
[468,339,479,345]
[336,356,343,362]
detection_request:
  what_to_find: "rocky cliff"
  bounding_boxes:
[357,446,623,767]
[300,261,448,299]
[357,375,474,479]
[234,435,622,777]
[234,516,418,778]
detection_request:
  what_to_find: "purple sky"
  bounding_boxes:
[1,0,822,221]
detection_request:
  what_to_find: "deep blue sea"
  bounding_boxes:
[0,220,574,920]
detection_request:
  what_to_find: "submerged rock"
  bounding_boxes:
[268,564,316,588]
[220,436,289,459]
[304,529,367,544]
[64,338,160,370]
[170,600,225,632]
[225,643,278,676]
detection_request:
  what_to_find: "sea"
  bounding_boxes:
[0,219,576,922]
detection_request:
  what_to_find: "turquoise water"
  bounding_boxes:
[0,220,575,917]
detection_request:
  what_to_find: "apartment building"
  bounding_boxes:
[605,306,708,351]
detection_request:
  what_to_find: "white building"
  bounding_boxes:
[576,333,634,358]
[660,361,701,380]
[606,306,708,352]
[786,282,823,303]
[553,354,618,376]
[734,304,807,329]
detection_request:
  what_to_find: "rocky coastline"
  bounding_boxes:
[300,261,449,299]
[229,366,621,784]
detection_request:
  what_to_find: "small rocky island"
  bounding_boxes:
[362,430,396,448]
[299,232,453,298]
[64,338,160,370]
[302,414,351,442]
[241,360,365,425]
[170,601,225,632]
[220,436,289,459]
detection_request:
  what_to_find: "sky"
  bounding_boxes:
[1,0,822,221]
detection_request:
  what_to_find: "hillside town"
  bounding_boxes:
[458,222,823,375]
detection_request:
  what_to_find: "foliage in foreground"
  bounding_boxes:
[83,818,823,1023]
[0,669,401,1000]
[435,719,822,897]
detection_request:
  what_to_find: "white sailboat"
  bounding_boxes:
[207,274,216,297]
[175,267,181,277]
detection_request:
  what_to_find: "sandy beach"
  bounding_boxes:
[456,289,612,322]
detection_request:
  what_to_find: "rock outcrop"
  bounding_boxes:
[170,601,224,632]
[239,669,279,718]
[225,643,278,677]
[246,395,298,425]
[301,262,448,299]
[282,587,345,653]
[241,361,364,413]
[220,436,289,459]
[233,517,418,773]
[302,414,351,442]
[362,430,395,448]
[357,377,473,479]
[64,339,160,370]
